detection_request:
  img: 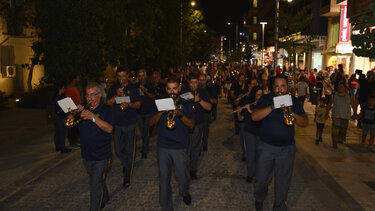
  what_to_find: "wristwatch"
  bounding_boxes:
[92,116,96,123]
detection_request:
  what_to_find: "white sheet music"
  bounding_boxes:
[155,98,175,111]
[57,97,78,113]
[273,94,293,109]
[180,92,194,100]
[115,96,131,104]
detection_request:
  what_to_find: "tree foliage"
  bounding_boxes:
[351,2,375,59]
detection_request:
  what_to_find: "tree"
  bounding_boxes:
[351,2,375,59]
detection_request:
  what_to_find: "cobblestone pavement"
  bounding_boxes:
[0,100,363,210]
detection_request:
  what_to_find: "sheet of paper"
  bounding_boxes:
[155,98,176,111]
[139,89,144,96]
[57,97,78,113]
[180,92,194,100]
[273,94,293,109]
[115,96,131,104]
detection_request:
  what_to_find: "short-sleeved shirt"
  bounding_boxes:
[315,106,327,124]
[157,98,195,149]
[255,93,306,146]
[107,82,141,126]
[135,82,156,115]
[296,81,308,96]
[65,85,81,105]
[181,87,211,124]
[79,102,114,161]
[241,102,261,136]
[230,81,247,97]
[363,107,375,124]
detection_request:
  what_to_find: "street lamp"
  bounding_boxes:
[274,0,292,72]
[191,1,196,6]
[260,22,267,67]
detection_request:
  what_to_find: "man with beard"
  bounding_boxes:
[182,74,212,180]
[252,74,308,211]
[149,78,195,210]
[136,69,156,158]
[106,65,141,188]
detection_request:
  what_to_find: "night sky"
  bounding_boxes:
[200,0,250,36]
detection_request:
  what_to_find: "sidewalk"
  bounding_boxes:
[0,107,77,202]
[295,102,375,210]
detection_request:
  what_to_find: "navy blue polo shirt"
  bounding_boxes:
[255,93,305,146]
[135,82,156,115]
[208,83,219,100]
[230,81,247,97]
[154,82,166,99]
[107,82,141,126]
[241,103,261,136]
[181,87,211,124]
[157,98,195,149]
[79,102,114,161]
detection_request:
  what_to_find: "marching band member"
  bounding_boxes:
[149,78,195,210]
[106,65,141,188]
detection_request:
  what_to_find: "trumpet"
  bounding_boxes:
[65,102,93,128]
[165,100,177,130]
[119,80,127,111]
[281,106,295,126]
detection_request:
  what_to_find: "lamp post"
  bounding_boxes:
[260,22,267,67]
[274,0,292,72]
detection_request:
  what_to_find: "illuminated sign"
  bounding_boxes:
[339,5,350,43]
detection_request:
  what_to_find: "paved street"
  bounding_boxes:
[1,98,375,210]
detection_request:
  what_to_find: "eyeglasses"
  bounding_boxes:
[86,92,100,97]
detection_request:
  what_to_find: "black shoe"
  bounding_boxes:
[190,171,198,180]
[182,193,192,205]
[203,146,207,151]
[61,148,72,153]
[123,179,130,188]
[315,139,319,145]
[242,156,246,162]
[255,200,263,211]
[246,176,252,183]
[142,152,147,159]
[319,137,323,142]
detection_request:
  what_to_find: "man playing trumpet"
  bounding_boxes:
[251,74,308,211]
[149,78,195,211]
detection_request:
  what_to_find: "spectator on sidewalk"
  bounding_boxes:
[251,74,308,211]
[327,81,355,148]
[296,79,309,107]
[356,96,375,152]
[53,84,71,153]
[314,97,328,145]
[78,82,113,211]
[65,74,82,149]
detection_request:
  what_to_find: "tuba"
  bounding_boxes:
[281,106,295,126]
[119,80,127,111]
[65,102,93,128]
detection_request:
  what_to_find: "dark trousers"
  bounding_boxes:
[212,104,217,120]
[254,141,295,211]
[67,126,79,146]
[83,159,110,211]
[189,123,204,172]
[238,122,246,158]
[201,113,211,149]
[157,147,189,211]
[114,124,136,181]
[53,115,66,150]
[244,132,259,178]
[137,113,152,154]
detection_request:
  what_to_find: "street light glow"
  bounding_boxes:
[260,22,267,25]
[191,1,196,6]
[227,22,231,25]
[204,30,207,33]
[287,0,292,2]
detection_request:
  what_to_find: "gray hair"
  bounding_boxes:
[137,68,147,76]
[86,82,102,94]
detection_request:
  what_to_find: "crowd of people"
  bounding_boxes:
[51,63,375,211]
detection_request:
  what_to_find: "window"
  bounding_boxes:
[253,16,257,24]
[330,23,339,47]
[253,0,258,8]
[253,32,257,41]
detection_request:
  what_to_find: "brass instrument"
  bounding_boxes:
[191,90,197,112]
[119,80,127,111]
[165,100,177,130]
[281,106,295,126]
[65,102,93,128]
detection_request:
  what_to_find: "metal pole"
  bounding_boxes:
[180,0,183,46]
[274,0,279,72]
[261,23,265,67]
[235,23,238,49]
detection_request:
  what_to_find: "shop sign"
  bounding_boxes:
[339,5,351,43]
